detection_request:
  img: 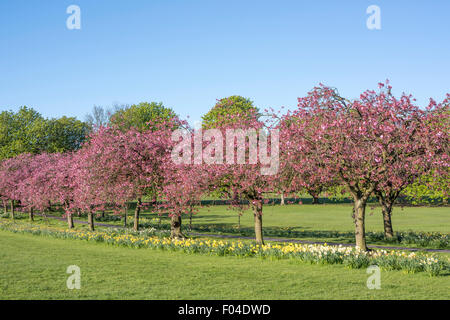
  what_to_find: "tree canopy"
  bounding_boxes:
[109,102,178,132]
[0,107,89,159]
[201,96,259,129]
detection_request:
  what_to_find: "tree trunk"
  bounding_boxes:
[67,213,74,229]
[134,198,141,231]
[101,211,105,218]
[29,207,34,221]
[3,200,7,215]
[253,199,264,245]
[375,193,395,239]
[189,210,193,231]
[382,205,394,239]
[311,195,320,204]
[353,198,368,251]
[123,205,128,228]
[378,199,394,239]
[237,213,241,229]
[308,188,322,204]
[170,215,185,239]
[88,212,94,231]
[280,193,285,205]
[10,200,15,220]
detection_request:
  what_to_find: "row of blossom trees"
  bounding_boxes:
[0,116,206,238]
[0,82,448,250]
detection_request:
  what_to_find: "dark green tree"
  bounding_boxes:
[40,116,90,153]
[0,107,45,159]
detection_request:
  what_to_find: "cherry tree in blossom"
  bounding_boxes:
[281,82,448,250]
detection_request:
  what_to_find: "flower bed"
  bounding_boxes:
[137,217,450,249]
[1,219,448,276]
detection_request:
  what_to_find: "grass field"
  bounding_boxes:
[190,204,450,233]
[1,231,449,300]
[1,204,448,300]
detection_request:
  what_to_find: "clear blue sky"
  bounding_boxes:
[1,0,449,125]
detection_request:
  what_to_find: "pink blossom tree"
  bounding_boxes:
[281,82,447,250]
[19,153,62,221]
[372,92,449,238]
[0,153,35,219]
[195,110,279,244]
[72,126,169,231]
[72,115,185,232]
[158,161,210,238]
[48,152,80,228]
[278,125,335,205]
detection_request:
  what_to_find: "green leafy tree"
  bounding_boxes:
[0,107,45,159]
[201,96,259,129]
[40,116,90,153]
[402,171,449,205]
[0,107,89,159]
[109,102,177,132]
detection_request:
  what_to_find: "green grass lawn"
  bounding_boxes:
[189,204,450,232]
[0,231,449,300]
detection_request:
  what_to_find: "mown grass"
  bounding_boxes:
[190,204,450,233]
[0,231,449,300]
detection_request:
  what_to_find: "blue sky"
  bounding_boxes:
[1,0,449,125]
